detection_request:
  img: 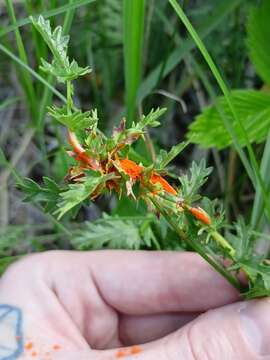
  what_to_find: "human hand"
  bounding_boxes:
[0,251,269,360]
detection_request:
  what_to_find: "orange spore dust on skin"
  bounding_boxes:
[115,349,127,358]
[52,344,61,351]
[189,206,211,225]
[31,351,38,357]
[129,345,142,355]
[118,159,143,180]
[150,173,177,195]
[25,342,34,350]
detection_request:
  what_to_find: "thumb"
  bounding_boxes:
[120,299,270,360]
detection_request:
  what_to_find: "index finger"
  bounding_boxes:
[86,251,239,315]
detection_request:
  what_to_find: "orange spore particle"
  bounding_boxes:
[189,206,211,225]
[150,173,177,195]
[31,351,38,357]
[52,344,61,351]
[118,159,143,180]
[130,345,142,355]
[25,342,33,350]
[115,349,127,358]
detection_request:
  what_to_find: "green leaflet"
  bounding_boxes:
[54,171,116,219]
[247,0,270,86]
[179,160,213,203]
[31,15,91,82]
[135,107,166,130]
[240,261,270,299]
[48,106,98,132]
[187,90,270,149]
[19,177,62,213]
[156,140,190,170]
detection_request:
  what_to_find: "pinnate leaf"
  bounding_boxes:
[31,15,91,82]
[54,171,116,219]
[19,177,62,212]
[48,105,98,132]
[72,214,158,250]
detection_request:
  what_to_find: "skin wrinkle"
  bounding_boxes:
[50,261,117,350]
[89,267,121,349]
[118,312,198,345]
[49,279,90,349]
[89,251,239,315]
[186,324,200,360]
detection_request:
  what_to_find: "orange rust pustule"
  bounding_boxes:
[67,130,100,170]
[189,207,211,225]
[118,159,143,180]
[150,173,177,195]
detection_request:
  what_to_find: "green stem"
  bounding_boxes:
[66,81,73,114]
[150,196,242,291]
[211,230,236,258]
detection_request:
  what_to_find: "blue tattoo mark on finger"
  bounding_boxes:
[0,305,23,360]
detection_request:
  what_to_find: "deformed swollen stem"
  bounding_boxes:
[211,230,236,258]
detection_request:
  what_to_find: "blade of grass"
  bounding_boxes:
[123,0,145,125]
[251,132,270,230]
[0,43,66,103]
[0,96,20,110]
[25,0,48,96]
[168,0,270,223]
[5,0,37,120]
[0,0,97,39]
[138,0,244,103]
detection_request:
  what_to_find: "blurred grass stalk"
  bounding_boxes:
[0,0,89,229]
[5,0,37,120]
[168,0,270,229]
[123,0,145,125]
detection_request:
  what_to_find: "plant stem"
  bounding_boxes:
[150,196,243,291]
[211,230,236,257]
[66,81,73,114]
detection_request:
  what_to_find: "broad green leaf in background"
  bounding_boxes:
[246,0,270,232]
[187,90,270,149]
[247,0,270,86]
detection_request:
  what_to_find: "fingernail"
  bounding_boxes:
[240,300,270,355]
